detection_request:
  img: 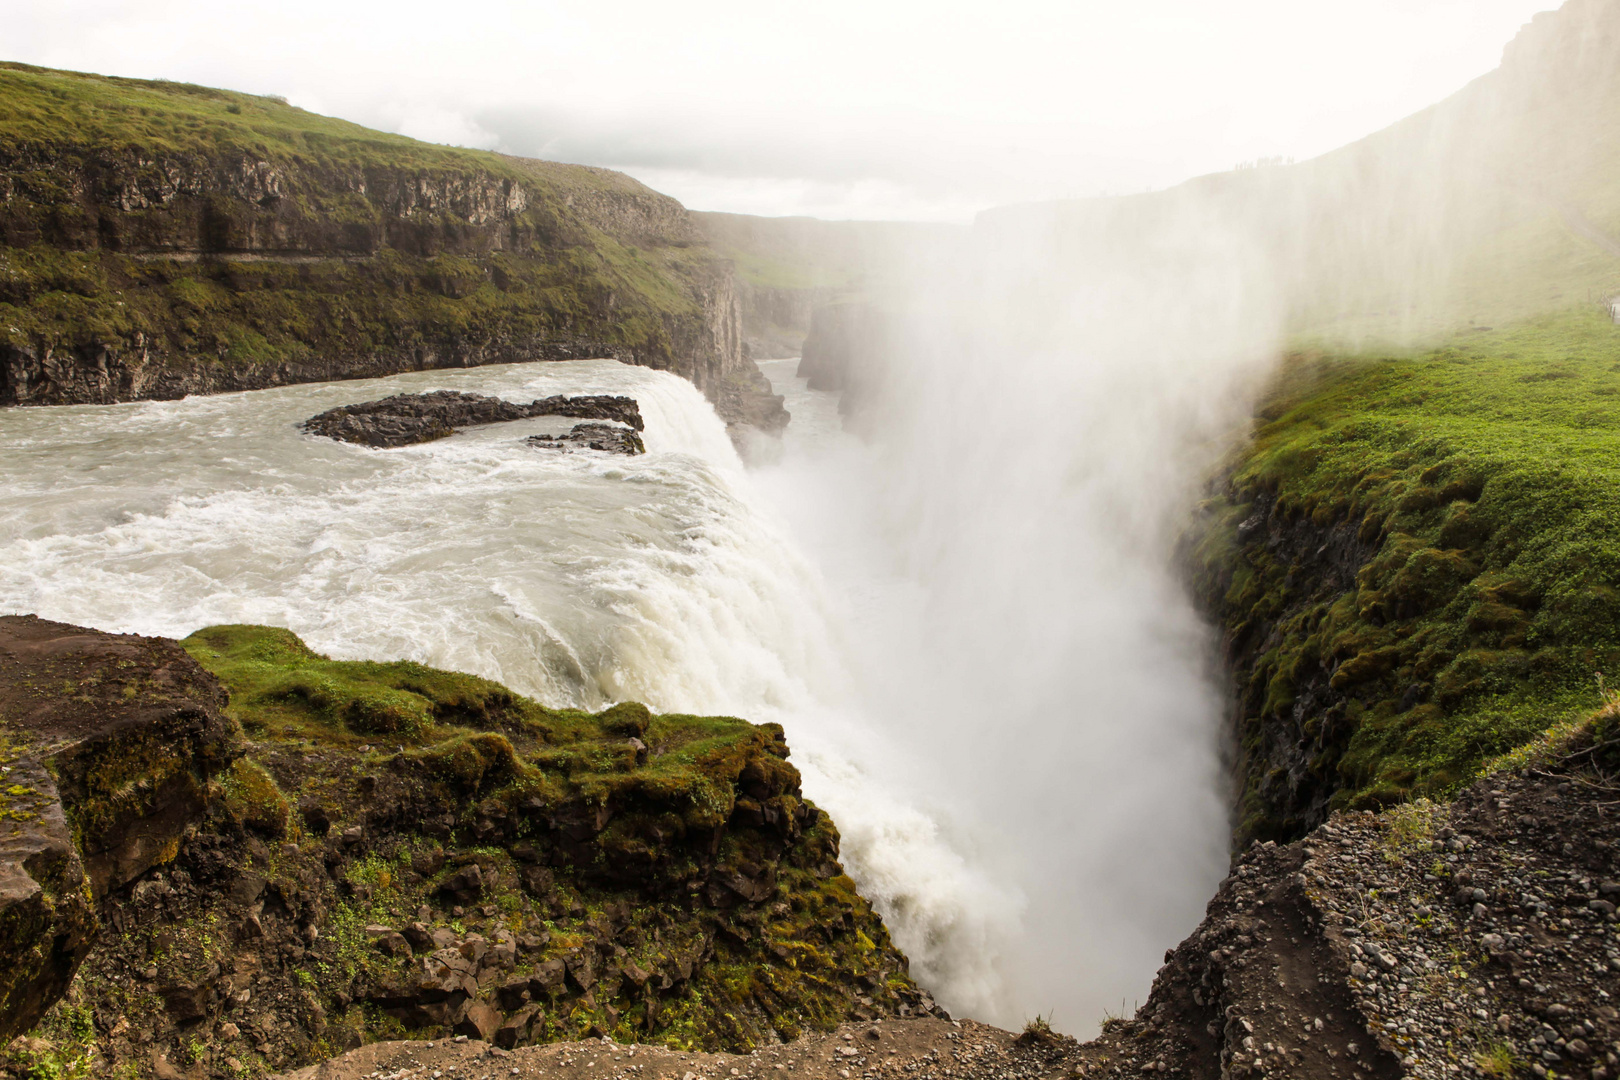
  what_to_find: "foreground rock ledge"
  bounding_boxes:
[0,615,240,1044]
[9,619,1619,1079]
[271,1019,1035,1080]
[264,732,1620,1080]
[0,622,932,1079]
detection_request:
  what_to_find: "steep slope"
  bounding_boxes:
[233,710,1620,1080]
[0,63,784,434]
[0,619,927,1079]
[1188,306,1620,842]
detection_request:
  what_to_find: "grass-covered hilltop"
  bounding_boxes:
[0,616,928,1080]
[1192,305,1620,842]
[0,63,785,433]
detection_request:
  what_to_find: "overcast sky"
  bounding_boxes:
[5,0,1559,221]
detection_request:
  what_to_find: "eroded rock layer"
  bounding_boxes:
[0,622,929,1079]
[0,615,240,1044]
[0,64,786,438]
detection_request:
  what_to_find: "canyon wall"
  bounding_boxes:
[691,211,961,360]
[0,64,784,434]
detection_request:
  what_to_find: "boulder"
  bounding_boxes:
[401,923,436,954]
[437,865,484,904]
[0,615,240,1042]
[455,1001,502,1041]
[0,753,96,1043]
[415,948,478,1001]
[529,958,567,995]
[525,422,645,456]
[564,948,598,993]
[495,1004,543,1049]
[496,976,533,1011]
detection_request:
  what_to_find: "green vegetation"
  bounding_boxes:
[0,63,726,399]
[182,624,814,855]
[0,61,505,172]
[1194,304,1620,835]
[0,244,703,378]
[217,758,290,838]
[168,624,916,1053]
[182,624,547,745]
[180,626,780,814]
[2,995,97,1080]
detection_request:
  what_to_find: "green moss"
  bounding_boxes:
[1195,305,1620,834]
[4,995,97,1079]
[172,623,918,1052]
[181,624,553,745]
[67,723,192,849]
[218,758,290,838]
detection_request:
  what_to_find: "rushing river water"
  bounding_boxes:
[0,349,1238,1032]
[0,359,1016,1015]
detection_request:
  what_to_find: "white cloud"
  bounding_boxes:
[0,0,1560,218]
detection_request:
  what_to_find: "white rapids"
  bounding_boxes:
[0,358,1014,1018]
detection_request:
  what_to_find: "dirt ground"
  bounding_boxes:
[274,1018,1076,1080]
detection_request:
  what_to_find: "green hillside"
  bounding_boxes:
[1194,303,1620,839]
[0,63,776,421]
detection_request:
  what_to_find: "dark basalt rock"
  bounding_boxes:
[0,615,240,1043]
[302,391,644,448]
[2,623,928,1077]
[525,422,646,455]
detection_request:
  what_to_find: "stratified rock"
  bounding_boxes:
[0,615,240,1042]
[0,750,94,1045]
[303,391,644,448]
[524,422,645,455]
[29,623,928,1074]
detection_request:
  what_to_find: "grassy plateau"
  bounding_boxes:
[1194,304,1620,837]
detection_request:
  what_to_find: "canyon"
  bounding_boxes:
[6,2,1620,1077]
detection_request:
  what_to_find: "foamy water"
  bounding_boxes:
[0,358,1013,1018]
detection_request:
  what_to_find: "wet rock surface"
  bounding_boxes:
[303,391,644,449]
[526,423,645,455]
[1189,486,1383,844]
[0,615,240,1043]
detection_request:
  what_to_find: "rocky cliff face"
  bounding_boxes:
[735,282,840,359]
[0,615,240,1044]
[794,302,898,431]
[1070,709,1620,1079]
[0,65,784,437]
[0,620,926,1079]
[255,711,1620,1080]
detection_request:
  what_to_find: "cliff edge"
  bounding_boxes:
[0,63,785,437]
[0,621,928,1079]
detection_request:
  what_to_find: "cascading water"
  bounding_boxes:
[1,200,1280,1034]
[0,358,1013,1018]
